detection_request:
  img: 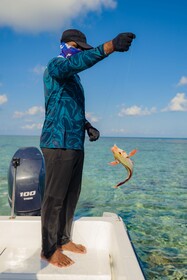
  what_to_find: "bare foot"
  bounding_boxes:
[41,249,74,268]
[60,241,87,254]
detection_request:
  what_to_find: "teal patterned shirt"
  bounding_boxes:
[40,44,107,150]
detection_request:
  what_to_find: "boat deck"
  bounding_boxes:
[0,246,111,280]
[0,213,145,280]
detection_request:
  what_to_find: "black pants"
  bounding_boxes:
[41,148,84,259]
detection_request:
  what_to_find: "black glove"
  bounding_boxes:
[112,32,136,52]
[87,126,100,142]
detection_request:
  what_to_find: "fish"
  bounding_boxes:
[109,144,137,188]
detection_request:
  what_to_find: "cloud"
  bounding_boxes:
[0,94,8,105]
[86,112,100,123]
[0,0,117,33]
[177,76,187,86]
[21,123,43,130]
[110,128,128,134]
[32,65,46,75]
[118,105,157,117]
[162,93,187,112]
[14,106,44,118]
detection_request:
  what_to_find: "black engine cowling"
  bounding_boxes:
[8,147,45,216]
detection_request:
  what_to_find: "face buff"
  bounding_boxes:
[59,42,82,58]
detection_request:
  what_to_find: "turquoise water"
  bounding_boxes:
[0,135,187,279]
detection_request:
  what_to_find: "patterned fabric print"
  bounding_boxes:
[59,42,82,58]
[40,45,107,150]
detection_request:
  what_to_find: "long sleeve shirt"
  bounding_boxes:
[40,44,107,150]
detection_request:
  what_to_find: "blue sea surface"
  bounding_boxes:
[0,135,187,279]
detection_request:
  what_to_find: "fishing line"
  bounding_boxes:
[113,44,135,136]
[100,43,135,137]
[123,42,134,87]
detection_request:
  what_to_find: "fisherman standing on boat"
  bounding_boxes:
[40,29,136,267]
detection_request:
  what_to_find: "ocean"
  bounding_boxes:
[0,135,186,279]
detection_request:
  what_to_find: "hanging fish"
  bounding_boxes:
[109,144,137,188]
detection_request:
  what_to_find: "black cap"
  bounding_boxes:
[60,29,93,50]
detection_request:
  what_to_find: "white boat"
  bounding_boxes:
[0,212,145,280]
[1,147,145,279]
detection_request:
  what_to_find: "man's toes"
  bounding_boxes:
[60,254,74,266]
[77,244,87,253]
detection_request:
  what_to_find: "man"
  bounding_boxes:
[40,29,135,268]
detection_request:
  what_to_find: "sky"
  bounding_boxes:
[0,0,187,138]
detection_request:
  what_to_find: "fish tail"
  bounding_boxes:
[114,177,130,188]
[114,167,132,188]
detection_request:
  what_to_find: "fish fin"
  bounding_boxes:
[128,149,138,157]
[108,160,120,166]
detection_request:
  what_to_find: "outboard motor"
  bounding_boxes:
[8,147,45,216]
